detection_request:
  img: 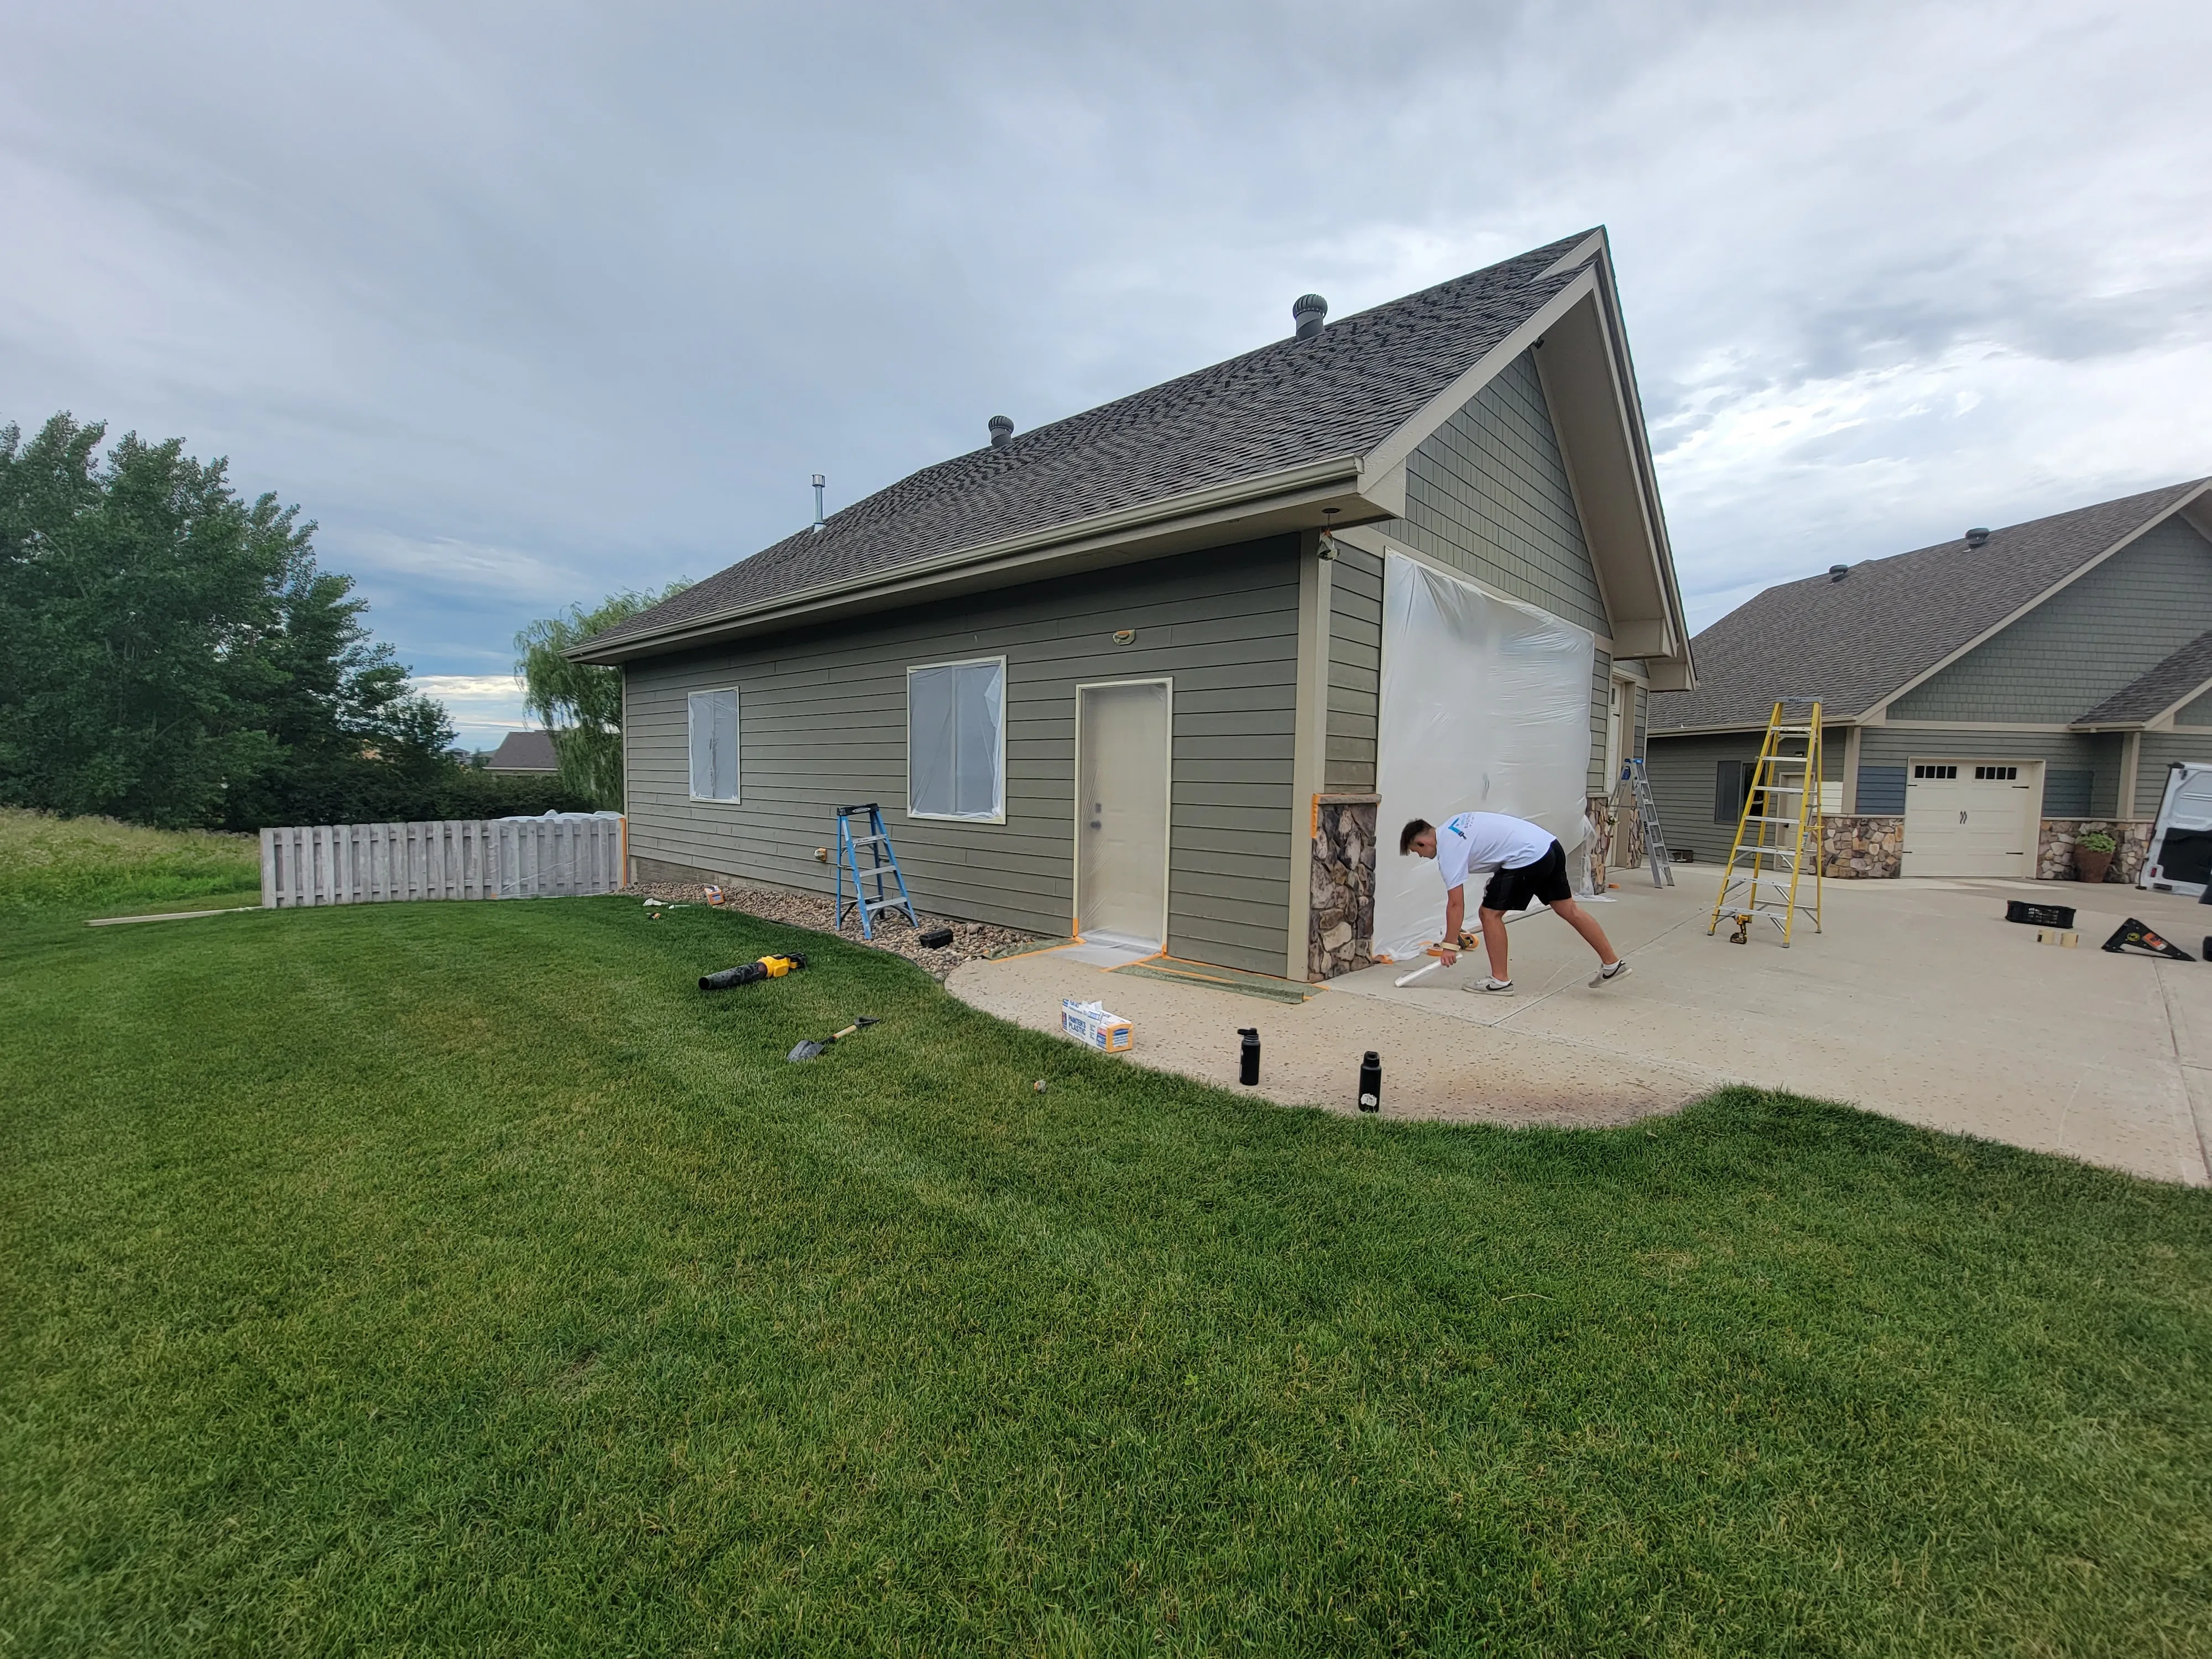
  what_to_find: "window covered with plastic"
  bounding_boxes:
[687,688,739,802]
[907,659,1005,821]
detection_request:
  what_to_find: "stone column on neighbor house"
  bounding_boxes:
[1819,815,1903,878]
[1308,794,1379,981]
[2037,819,2154,883]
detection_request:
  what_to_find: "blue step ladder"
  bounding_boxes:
[834,803,918,940]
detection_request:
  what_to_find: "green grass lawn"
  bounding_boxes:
[0,808,260,916]
[2,891,2208,1656]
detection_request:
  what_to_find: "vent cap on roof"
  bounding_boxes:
[1292,293,1328,340]
[988,415,1014,449]
[1828,564,1850,582]
[1964,526,1991,549]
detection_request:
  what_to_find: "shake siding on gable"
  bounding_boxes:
[1889,517,2212,722]
[1322,349,1611,794]
[624,538,1302,973]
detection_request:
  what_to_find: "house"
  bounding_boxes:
[1645,480,2212,882]
[572,229,1694,979]
[484,730,561,773]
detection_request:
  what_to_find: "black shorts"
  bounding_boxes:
[1480,839,1572,912]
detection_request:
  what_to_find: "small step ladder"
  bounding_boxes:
[834,803,918,940]
[1619,757,1674,889]
[1708,700,1824,947]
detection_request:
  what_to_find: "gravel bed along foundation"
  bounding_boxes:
[629,881,1037,978]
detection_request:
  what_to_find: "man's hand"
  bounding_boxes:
[1438,948,1457,967]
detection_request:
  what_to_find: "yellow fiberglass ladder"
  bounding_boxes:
[1709,700,1824,946]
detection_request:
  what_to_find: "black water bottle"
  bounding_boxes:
[1358,1051,1381,1113]
[1238,1027,1260,1086]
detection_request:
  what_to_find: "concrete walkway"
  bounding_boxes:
[946,876,2212,1185]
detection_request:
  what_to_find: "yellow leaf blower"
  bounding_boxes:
[698,953,808,991]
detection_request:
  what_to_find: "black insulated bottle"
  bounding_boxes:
[1238,1027,1260,1086]
[1358,1051,1381,1113]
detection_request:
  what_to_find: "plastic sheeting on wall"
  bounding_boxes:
[1373,554,1596,961]
[907,660,1004,819]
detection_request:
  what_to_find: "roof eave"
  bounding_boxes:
[1359,237,1695,684]
[568,453,1371,665]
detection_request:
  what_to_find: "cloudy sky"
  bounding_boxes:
[6,1,2208,745]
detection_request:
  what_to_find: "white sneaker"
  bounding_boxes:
[1465,977,1514,994]
[1589,960,1632,987]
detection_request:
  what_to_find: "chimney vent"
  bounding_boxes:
[988,415,1014,449]
[1828,564,1850,582]
[811,473,826,533]
[1964,526,1990,549]
[1292,293,1328,340]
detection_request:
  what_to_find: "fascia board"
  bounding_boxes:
[571,454,1369,664]
[1872,481,2212,713]
[1357,267,1599,486]
[1647,717,1860,739]
[1538,231,1608,280]
[1528,264,1693,672]
[1589,249,1697,682]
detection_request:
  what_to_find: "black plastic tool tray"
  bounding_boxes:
[2005,899,2077,928]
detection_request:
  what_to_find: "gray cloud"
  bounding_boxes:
[4,1,2207,739]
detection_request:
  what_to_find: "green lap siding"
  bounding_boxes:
[1855,728,2124,818]
[1642,733,1765,864]
[623,538,1301,973]
[1890,517,2212,723]
[2139,732,2212,818]
[1325,544,1384,792]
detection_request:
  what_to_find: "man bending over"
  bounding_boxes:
[1400,812,1629,993]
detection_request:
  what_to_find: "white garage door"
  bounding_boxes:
[1901,761,2037,877]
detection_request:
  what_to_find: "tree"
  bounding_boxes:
[515,583,688,811]
[0,412,470,829]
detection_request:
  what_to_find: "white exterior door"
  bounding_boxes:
[1074,680,1171,950]
[1901,761,2039,877]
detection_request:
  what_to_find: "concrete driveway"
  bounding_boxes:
[946,875,2212,1186]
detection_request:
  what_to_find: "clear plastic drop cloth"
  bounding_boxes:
[908,661,1003,818]
[1373,554,1597,960]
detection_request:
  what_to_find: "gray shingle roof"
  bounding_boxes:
[485,730,559,771]
[588,231,1601,651]
[1649,481,2210,732]
[2074,629,2212,727]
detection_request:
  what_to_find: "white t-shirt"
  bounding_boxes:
[1434,812,1556,894]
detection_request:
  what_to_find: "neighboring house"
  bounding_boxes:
[484,731,560,773]
[572,228,1694,979]
[1646,480,2212,882]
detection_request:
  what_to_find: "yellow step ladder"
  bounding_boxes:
[1709,700,1824,946]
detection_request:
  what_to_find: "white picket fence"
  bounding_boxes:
[260,816,626,908]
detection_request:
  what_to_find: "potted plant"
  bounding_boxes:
[2073,829,2117,884]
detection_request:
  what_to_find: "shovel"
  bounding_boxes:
[787,1016,880,1063]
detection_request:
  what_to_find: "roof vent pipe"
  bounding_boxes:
[1828,564,1850,582]
[988,415,1014,449]
[1964,526,1990,549]
[1292,293,1328,340]
[812,473,826,533]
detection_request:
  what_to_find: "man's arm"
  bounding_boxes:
[1440,885,1465,965]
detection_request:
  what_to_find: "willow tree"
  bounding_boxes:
[514,582,688,811]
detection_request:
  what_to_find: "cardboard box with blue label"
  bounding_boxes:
[1061,998,1133,1052]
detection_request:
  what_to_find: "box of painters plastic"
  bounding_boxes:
[1061,998,1133,1052]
